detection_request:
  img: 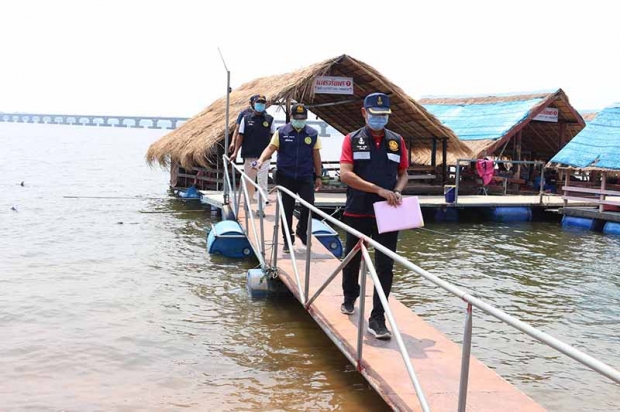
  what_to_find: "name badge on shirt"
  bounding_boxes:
[387,153,400,163]
[353,152,371,160]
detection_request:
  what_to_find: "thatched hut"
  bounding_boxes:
[146,54,470,190]
[419,89,586,163]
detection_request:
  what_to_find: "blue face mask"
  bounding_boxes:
[291,119,306,129]
[254,103,266,112]
[367,114,389,131]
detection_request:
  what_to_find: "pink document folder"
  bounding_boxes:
[373,196,425,234]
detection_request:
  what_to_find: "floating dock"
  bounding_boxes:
[236,195,545,411]
[201,190,592,211]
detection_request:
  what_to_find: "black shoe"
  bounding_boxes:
[368,318,392,340]
[283,240,294,253]
[340,300,355,315]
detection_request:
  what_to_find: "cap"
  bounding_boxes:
[249,94,260,104]
[291,103,308,120]
[255,94,267,103]
[364,93,391,115]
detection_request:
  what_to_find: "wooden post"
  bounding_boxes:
[516,131,523,180]
[563,169,570,208]
[441,138,448,184]
[558,122,566,150]
[431,137,437,169]
[407,137,412,166]
[600,172,607,213]
[285,97,291,124]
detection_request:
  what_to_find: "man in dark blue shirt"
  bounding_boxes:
[228,94,259,154]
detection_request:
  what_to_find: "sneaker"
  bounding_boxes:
[256,210,265,218]
[367,318,392,340]
[340,300,355,315]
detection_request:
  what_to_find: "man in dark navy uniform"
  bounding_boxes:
[228,94,259,154]
[339,93,409,340]
[231,94,275,205]
[255,103,323,253]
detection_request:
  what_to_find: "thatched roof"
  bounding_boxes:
[146,54,470,168]
[549,103,620,171]
[419,89,586,160]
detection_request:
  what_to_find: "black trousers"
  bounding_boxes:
[342,215,399,321]
[277,171,315,243]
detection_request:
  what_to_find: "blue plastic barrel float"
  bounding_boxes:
[490,207,532,222]
[603,221,620,235]
[311,219,343,258]
[434,207,459,222]
[561,216,596,230]
[207,220,253,258]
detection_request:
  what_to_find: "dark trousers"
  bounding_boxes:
[342,215,399,321]
[277,171,315,243]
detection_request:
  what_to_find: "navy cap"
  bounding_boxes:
[255,94,267,103]
[291,103,308,120]
[364,93,391,115]
[249,94,260,104]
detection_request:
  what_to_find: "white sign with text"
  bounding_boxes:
[313,76,354,95]
[533,107,559,122]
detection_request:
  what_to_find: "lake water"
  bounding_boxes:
[1,123,618,411]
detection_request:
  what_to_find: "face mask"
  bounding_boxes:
[367,114,389,131]
[254,103,266,112]
[291,119,306,129]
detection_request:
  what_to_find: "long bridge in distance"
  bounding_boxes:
[0,111,332,135]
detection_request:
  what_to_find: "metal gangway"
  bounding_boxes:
[220,155,620,411]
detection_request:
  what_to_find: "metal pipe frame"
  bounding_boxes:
[271,197,280,268]
[276,191,305,304]
[356,254,367,369]
[458,303,473,412]
[304,212,313,304]
[239,178,266,269]
[453,158,547,205]
[305,246,360,309]
[274,184,620,387]
[360,244,430,412]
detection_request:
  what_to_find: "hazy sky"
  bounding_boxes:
[1,0,618,117]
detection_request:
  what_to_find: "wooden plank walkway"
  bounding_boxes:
[237,195,545,411]
[200,190,594,210]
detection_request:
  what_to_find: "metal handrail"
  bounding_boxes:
[274,186,430,411]
[273,184,620,411]
[220,156,620,411]
[222,155,269,269]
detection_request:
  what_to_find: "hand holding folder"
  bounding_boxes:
[373,196,425,234]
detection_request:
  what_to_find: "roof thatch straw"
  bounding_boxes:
[146,54,470,169]
[419,89,586,161]
[581,111,599,122]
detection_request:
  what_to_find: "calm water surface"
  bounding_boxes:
[0,123,618,411]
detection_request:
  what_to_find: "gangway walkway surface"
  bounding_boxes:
[237,196,544,412]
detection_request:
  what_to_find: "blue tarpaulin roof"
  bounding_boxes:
[550,104,620,170]
[423,98,546,141]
